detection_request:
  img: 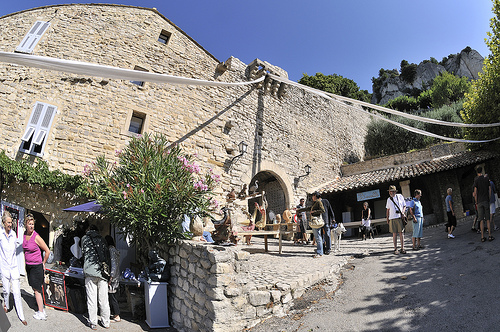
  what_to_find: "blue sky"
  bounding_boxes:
[0,0,493,92]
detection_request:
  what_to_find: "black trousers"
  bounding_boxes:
[109,292,120,316]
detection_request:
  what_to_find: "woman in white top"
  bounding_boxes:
[0,211,27,325]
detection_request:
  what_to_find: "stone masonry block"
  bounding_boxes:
[248,290,271,306]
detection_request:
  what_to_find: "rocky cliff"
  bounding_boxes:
[372,48,485,105]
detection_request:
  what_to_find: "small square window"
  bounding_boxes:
[158,30,172,45]
[130,65,148,87]
[128,113,145,134]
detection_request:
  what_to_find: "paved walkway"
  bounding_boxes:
[2,216,483,331]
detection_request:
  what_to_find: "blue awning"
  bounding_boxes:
[63,201,102,212]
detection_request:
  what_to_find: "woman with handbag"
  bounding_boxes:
[310,192,325,258]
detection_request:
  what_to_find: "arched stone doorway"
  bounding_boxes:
[248,171,287,224]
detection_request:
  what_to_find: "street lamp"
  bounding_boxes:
[294,165,311,188]
[230,141,248,163]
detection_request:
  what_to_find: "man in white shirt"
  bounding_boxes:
[386,185,407,254]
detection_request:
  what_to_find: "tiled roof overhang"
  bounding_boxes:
[316,150,497,194]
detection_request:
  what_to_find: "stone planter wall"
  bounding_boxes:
[165,240,319,332]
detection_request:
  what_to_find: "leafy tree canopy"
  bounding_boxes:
[462,0,500,149]
[364,101,465,157]
[299,72,372,102]
[430,71,471,108]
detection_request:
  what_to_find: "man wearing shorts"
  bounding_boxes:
[473,166,492,242]
[386,185,407,254]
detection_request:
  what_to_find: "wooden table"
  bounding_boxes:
[237,230,282,253]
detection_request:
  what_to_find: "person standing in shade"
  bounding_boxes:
[485,175,498,232]
[386,185,407,255]
[22,214,50,320]
[445,188,456,239]
[473,166,493,242]
[409,190,424,250]
[320,195,336,255]
[294,198,307,244]
[361,202,373,240]
[0,211,27,326]
[82,224,111,330]
[311,192,325,258]
[105,235,121,323]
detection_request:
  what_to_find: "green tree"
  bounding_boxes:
[384,95,419,112]
[364,101,466,157]
[462,0,500,148]
[364,116,426,157]
[430,71,471,108]
[84,133,219,261]
[400,60,417,83]
[299,73,372,102]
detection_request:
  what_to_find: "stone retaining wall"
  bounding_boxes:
[165,240,342,331]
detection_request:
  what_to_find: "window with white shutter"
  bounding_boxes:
[20,102,57,157]
[16,21,51,54]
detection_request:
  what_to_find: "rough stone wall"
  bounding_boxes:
[0,4,371,213]
[164,240,321,332]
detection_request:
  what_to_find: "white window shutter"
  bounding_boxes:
[19,102,57,156]
[32,130,47,146]
[20,127,35,142]
[16,21,50,53]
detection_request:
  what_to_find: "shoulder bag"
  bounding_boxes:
[390,195,408,228]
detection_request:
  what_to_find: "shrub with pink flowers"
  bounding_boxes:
[84,133,219,260]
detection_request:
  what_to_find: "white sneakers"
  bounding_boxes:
[448,233,455,239]
[33,310,47,320]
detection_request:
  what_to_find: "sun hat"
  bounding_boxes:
[388,185,397,192]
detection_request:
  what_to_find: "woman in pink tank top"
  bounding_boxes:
[22,214,50,321]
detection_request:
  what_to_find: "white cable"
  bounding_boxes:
[0,51,265,86]
[269,74,500,128]
[0,52,496,142]
[268,74,500,143]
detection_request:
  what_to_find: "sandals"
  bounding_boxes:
[394,250,399,255]
[488,236,495,242]
[400,249,407,254]
[313,254,322,258]
[412,247,418,251]
[481,237,487,242]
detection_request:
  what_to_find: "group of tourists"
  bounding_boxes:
[386,186,424,254]
[0,214,121,329]
[453,166,498,242]
[293,192,338,258]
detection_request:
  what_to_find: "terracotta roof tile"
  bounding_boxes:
[317,150,497,194]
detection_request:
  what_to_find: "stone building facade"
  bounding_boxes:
[0,3,371,245]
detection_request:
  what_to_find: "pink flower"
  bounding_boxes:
[122,191,128,199]
[140,189,144,193]
[193,181,208,191]
[82,164,91,176]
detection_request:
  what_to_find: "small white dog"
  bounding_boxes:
[332,223,347,252]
